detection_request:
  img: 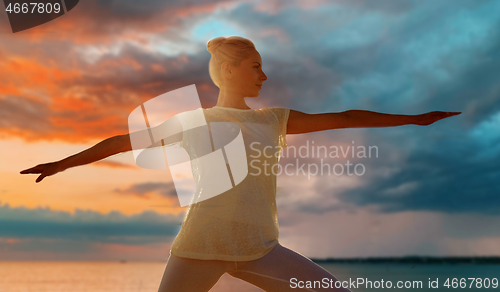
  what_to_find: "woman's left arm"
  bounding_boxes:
[287,110,461,134]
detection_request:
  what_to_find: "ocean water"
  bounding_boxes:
[321,263,500,292]
[0,262,499,292]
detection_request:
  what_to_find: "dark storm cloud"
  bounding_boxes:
[0,204,183,243]
[415,28,500,127]
[281,123,500,215]
[339,0,414,14]
[310,1,500,215]
[335,133,500,215]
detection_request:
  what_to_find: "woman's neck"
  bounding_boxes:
[216,87,251,109]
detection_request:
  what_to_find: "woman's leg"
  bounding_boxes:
[157,252,236,292]
[228,244,352,292]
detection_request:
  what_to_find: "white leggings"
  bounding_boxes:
[157,243,352,292]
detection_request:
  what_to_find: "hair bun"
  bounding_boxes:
[207,36,226,54]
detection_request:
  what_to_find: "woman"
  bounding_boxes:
[21,36,460,291]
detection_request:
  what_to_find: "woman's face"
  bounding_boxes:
[224,50,267,98]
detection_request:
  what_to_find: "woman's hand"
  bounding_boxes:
[414,111,461,126]
[20,161,64,183]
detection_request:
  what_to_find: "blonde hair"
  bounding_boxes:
[207,36,257,88]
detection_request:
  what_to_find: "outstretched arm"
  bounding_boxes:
[287,109,461,134]
[20,116,183,183]
[19,135,128,183]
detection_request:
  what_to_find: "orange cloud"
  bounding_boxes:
[49,113,125,139]
[0,0,229,145]
[0,55,81,103]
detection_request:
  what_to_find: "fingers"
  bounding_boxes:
[20,164,52,183]
[20,166,41,174]
[442,112,461,119]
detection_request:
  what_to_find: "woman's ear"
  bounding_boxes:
[221,61,233,80]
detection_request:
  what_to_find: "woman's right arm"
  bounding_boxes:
[20,134,128,183]
[20,116,183,183]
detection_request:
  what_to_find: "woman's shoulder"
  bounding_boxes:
[259,107,291,120]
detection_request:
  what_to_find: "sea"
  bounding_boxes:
[0,261,498,292]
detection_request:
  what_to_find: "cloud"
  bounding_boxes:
[327,122,500,214]
[0,96,52,138]
[114,182,179,199]
[272,112,500,216]
[0,0,234,143]
[0,50,218,142]
[0,203,184,243]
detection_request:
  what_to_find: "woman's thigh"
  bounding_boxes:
[228,244,352,292]
[157,253,235,292]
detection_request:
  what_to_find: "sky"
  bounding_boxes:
[0,0,499,261]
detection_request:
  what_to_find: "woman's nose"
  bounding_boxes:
[261,72,267,81]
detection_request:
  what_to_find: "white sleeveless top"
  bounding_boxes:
[170,106,290,261]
